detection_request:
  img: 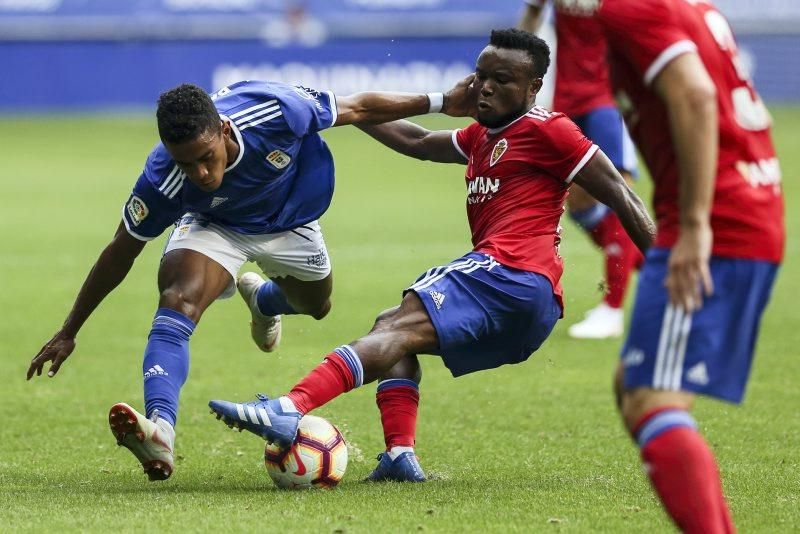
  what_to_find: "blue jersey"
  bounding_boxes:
[122,80,337,239]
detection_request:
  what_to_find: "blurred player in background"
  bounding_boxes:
[520,0,643,339]
[208,29,655,482]
[26,79,472,481]
[595,1,785,531]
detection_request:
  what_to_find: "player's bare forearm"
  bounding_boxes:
[62,221,146,336]
[573,151,655,253]
[336,93,430,126]
[357,121,466,164]
[654,53,718,309]
[335,74,478,126]
[655,53,718,231]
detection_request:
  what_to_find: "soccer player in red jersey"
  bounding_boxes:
[520,0,643,338]
[208,29,656,481]
[593,1,785,531]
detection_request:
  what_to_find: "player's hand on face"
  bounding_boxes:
[665,223,714,313]
[443,73,479,118]
[27,329,76,380]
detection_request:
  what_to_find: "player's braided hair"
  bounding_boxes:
[156,83,220,144]
[490,28,551,79]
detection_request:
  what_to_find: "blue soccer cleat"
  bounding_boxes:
[208,394,300,448]
[365,451,427,482]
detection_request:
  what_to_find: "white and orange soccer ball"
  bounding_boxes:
[264,415,348,489]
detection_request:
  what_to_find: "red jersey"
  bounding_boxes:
[529,0,616,117]
[598,0,784,263]
[453,107,599,306]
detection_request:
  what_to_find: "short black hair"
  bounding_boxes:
[156,83,220,144]
[489,28,551,78]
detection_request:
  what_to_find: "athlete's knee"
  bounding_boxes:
[159,286,203,323]
[620,388,694,435]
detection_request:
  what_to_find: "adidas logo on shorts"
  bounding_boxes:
[144,365,169,379]
[429,290,446,310]
[686,362,709,386]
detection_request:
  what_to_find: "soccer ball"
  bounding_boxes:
[264,415,348,489]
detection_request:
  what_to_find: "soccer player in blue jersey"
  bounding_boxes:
[26,79,473,481]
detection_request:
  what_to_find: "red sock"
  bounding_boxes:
[286,347,362,415]
[376,379,420,449]
[636,409,735,534]
[588,211,643,308]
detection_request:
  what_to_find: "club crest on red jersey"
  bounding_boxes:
[490,138,508,167]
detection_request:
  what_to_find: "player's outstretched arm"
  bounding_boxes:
[654,52,718,312]
[27,221,146,379]
[518,1,545,34]
[573,150,655,254]
[357,121,466,164]
[333,74,477,126]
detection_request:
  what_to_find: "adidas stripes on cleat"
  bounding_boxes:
[208,394,301,448]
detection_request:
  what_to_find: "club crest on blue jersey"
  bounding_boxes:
[490,139,508,167]
[267,150,292,169]
[126,196,149,226]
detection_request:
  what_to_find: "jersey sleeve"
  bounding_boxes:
[280,86,338,137]
[122,155,183,241]
[599,0,697,86]
[533,114,599,184]
[453,122,482,160]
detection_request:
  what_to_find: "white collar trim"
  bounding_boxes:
[486,104,539,134]
[221,114,244,171]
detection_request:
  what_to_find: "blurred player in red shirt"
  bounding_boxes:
[520,0,642,339]
[207,29,656,482]
[595,1,785,531]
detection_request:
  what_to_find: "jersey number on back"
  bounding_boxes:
[703,9,771,132]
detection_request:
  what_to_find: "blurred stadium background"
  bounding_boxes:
[1,0,799,111]
[1,1,798,531]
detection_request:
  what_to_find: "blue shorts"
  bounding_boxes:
[621,248,778,403]
[405,252,562,377]
[573,106,637,176]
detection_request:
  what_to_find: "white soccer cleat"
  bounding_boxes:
[567,303,625,339]
[238,272,282,352]
[108,403,175,481]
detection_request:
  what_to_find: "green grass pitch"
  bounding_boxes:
[0,110,798,532]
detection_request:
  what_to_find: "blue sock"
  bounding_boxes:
[255,281,298,316]
[570,203,610,232]
[142,308,195,427]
